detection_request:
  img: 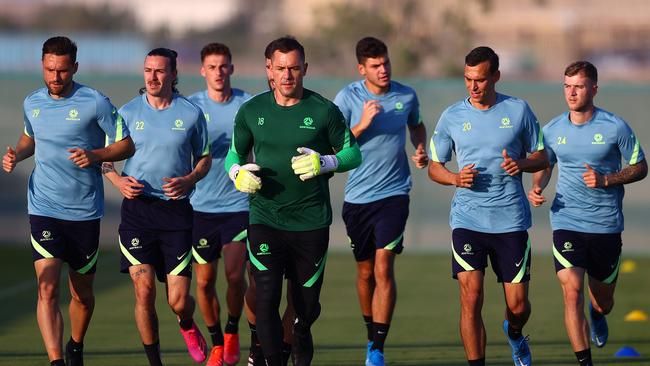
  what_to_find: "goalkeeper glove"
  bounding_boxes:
[229,163,262,193]
[291,147,338,181]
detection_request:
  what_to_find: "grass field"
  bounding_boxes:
[0,246,648,366]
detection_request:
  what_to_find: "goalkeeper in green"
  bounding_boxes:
[224,36,361,366]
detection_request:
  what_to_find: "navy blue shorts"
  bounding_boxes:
[192,211,248,264]
[118,196,193,281]
[29,215,100,274]
[552,229,622,284]
[452,228,531,283]
[342,195,409,262]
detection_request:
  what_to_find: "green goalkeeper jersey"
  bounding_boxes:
[226,89,360,231]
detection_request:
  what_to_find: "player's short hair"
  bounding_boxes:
[200,43,232,63]
[465,46,499,74]
[356,37,388,64]
[564,61,598,84]
[265,36,304,62]
[42,36,77,63]
[140,47,179,95]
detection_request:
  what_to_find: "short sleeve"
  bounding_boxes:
[328,104,356,151]
[542,125,557,165]
[617,119,645,165]
[521,103,543,153]
[192,111,210,160]
[333,89,352,127]
[407,92,422,126]
[429,110,453,163]
[96,94,130,145]
[23,101,34,137]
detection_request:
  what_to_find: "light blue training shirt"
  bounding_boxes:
[543,107,645,233]
[24,82,128,220]
[188,88,251,213]
[334,80,422,204]
[430,93,544,233]
[120,93,209,200]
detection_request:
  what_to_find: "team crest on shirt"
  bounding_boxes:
[300,117,316,130]
[499,117,513,129]
[395,101,404,112]
[592,133,605,145]
[172,119,186,131]
[66,109,80,121]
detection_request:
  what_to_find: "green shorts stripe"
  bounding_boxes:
[602,254,621,284]
[553,245,573,269]
[119,236,141,266]
[452,240,474,271]
[383,233,404,251]
[511,237,531,284]
[192,247,208,265]
[170,252,192,276]
[31,235,53,259]
[303,253,327,288]
[76,250,98,274]
[232,229,247,243]
[247,240,268,271]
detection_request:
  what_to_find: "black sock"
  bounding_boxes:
[67,337,83,350]
[143,342,163,366]
[370,322,390,352]
[363,315,373,342]
[179,318,193,331]
[50,360,65,366]
[208,324,224,346]
[507,323,523,340]
[249,322,259,346]
[224,314,240,334]
[65,337,84,366]
[468,358,485,366]
[575,348,593,366]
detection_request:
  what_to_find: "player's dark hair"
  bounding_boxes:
[139,47,179,95]
[355,37,388,64]
[465,46,499,74]
[200,42,231,63]
[565,61,598,84]
[42,36,77,63]
[265,36,305,62]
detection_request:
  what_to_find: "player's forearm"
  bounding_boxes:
[351,123,369,138]
[604,160,647,187]
[15,134,35,162]
[531,166,553,190]
[91,137,135,163]
[224,149,247,173]
[186,155,212,184]
[101,162,121,186]
[334,142,362,172]
[518,150,549,173]
[408,123,427,150]
[428,161,457,186]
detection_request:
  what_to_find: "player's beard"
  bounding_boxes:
[47,80,72,97]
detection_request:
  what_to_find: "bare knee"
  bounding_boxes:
[225,267,244,288]
[357,264,374,283]
[562,288,583,309]
[460,291,483,316]
[134,282,156,308]
[373,264,394,287]
[195,272,215,293]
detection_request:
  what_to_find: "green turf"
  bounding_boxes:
[0,245,649,365]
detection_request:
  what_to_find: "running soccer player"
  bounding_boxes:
[428,46,548,366]
[528,61,647,366]
[225,36,361,366]
[102,48,211,366]
[2,36,134,366]
[187,42,251,366]
[244,42,297,366]
[333,36,428,366]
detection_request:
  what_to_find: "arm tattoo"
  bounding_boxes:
[101,161,115,175]
[605,160,648,187]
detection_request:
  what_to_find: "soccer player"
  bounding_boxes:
[102,48,211,366]
[187,42,251,366]
[225,36,361,366]
[428,46,548,366]
[243,42,297,366]
[2,36,134,366]
[333,36,428,366]
[528,61,647,366]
